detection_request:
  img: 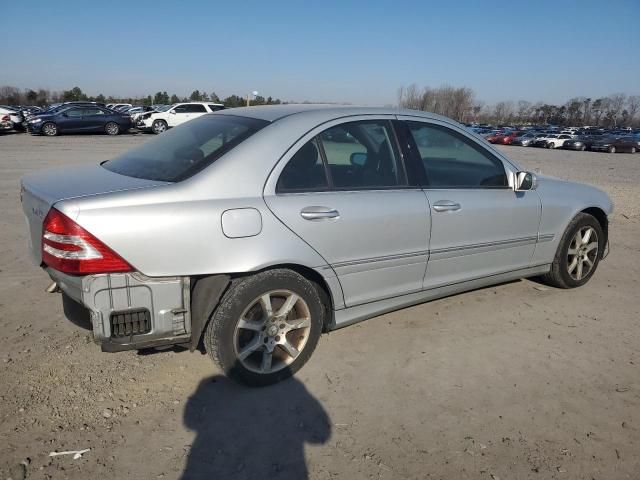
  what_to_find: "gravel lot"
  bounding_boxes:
[1,132,639,480]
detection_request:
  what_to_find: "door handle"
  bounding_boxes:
[432,200,461,212]
[300,206,340,221]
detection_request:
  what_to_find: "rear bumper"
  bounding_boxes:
[47,269,191,351]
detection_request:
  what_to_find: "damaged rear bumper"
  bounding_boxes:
[47,269,191,351]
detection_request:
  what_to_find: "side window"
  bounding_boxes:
[173,105,188,113]
[319,120,404,189]
[83,108,104,116]
[65,108,83,117]
[208,104,224,112]
[185,104,207,113]
[276,138,328,192]
[406,122,507,188]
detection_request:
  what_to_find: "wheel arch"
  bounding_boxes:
[581,206,609,251]
[189,263,339,352]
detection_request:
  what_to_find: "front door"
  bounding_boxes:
[80,107,107,131]
[58,107,85,132]
[264,118,431,307]
[168,105,191,127]
[399,118,541,289]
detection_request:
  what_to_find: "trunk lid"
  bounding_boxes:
[21,164,167,265]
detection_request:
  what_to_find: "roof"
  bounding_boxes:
[216,104,454,124]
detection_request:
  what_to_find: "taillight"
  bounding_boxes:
[42,208,133,274]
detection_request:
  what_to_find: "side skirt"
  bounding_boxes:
[330,264,550,330]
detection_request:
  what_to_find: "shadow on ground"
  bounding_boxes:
[181,374,331,479]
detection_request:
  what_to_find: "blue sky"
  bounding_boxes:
[3,0,639,105]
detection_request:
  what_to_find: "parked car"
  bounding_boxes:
[532,134,559,148]
[0,105,25,129]
[0,113,13,132]
[109,103,133,112]
[499,131,525,145]
[590,136,638,153]
[546,134,575,149]
[510,132,539,146]
[562,136,600,151]
[128,106,157,123]
[20,105,613,386]
[137,102,224,134]
[26,105,133,136]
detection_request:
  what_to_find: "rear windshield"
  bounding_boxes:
[103,114,269,182]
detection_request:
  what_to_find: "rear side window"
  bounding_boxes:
[276,138,328,192]
[103,115,269,182]
[406,121,507,188]
[185,104,207,113]
[208,104,225,112]
[277,120,405,192]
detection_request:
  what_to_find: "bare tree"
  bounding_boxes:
[605,93,626,127]
[627,95,640,125]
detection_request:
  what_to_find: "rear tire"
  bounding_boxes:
[151,119,168,134]
[540,213,603,289]
[547,142,554,149]
[631,147,636,154]
[204,269,325,387]
[580,145,586,151]
[41,122,58,136]
[105,122,120,136]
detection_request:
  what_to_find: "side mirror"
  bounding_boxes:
[515,171,537,191]
[61,112,68,117]
[169,110,176,114]
[350,152,367,167]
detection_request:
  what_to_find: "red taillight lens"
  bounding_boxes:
[42,208,133,274]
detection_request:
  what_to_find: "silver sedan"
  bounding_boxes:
[21,105,612,386]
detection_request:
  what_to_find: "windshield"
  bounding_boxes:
[103,114,269,182]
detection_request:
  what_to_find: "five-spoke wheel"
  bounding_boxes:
[234,290,312,375]
[566,226,598,281]
[542,212,604,288]
[204,269,324,386]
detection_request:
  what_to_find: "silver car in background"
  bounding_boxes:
[21,105,612,386]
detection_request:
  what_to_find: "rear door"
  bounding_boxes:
[397,117,541,289]
[264,117,431,307]
[81,107,107,131]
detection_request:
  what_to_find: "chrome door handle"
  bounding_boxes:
[432,200,461,212]
[300,206,340,220]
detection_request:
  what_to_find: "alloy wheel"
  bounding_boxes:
[566,226,598,281]
[233,290,312,374]
[42,123,57,136]
[105,122,119,135]
[152,121,167,134]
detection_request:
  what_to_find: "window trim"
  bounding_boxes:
[276,119,411,194]
[402,120,511,190]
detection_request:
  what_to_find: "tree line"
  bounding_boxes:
[398,84,640,127]
[0,86,283,109]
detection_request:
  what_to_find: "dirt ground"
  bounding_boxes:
[1,131,639,480]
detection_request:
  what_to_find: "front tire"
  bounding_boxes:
[105,122,120,136]
[631,147,636,154]
[41,122,58,136]
[608,146,616,153]
[540,213,603,289]
[547,142,555,149]
[151,119,168,134]
[580,145,586,151]
[204,269,325,387]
